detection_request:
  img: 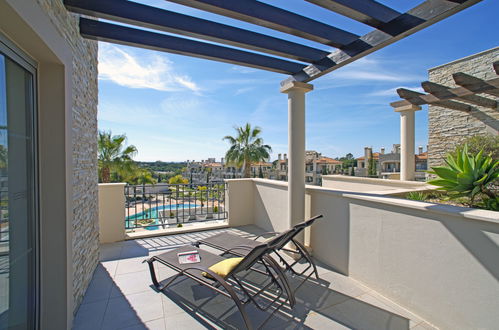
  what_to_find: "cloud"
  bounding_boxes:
[367,86,425,97]
[230,66,259,74]
[234,87,255,95]
[98,42,200,92]
[332,70,415,82]
[160,95,203,117]
[317,57,424,89]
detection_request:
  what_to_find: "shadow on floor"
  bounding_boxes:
[156,266,411,330]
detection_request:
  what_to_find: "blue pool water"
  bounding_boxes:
[126,203,200,222]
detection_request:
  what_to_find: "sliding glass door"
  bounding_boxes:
[0,36,38,330]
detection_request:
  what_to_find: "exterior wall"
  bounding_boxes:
[308,189,499,330]
[428,47,499,168]
[322,175,430,195]
[227,178,499,329]
[99,184,126,243]
[226,179,255,227]
[35,0,99,311]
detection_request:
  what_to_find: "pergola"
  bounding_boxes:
[64,0,482,240]
[391,60,499,181]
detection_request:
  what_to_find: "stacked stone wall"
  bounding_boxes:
[428,47,499,169]
[36,0,99,312]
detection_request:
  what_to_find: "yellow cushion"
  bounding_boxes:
[202,257,243,279]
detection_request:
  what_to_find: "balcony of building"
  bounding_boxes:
[91,178,499,329]
[73,225,437,330]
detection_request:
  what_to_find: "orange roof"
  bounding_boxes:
[316,157,342,165]
[357,152,380,161]
[203,162,222,167]
[416,152,428,160]
[252,161,272,166]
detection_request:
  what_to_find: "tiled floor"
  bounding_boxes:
[73,226,438,330]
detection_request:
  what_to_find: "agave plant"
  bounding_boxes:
[428,144,498,206]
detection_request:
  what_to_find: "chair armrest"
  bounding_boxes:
[254,231,280,240]
[223,245,255,255]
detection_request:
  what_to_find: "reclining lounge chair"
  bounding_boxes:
[146,234,296,330]
[195,215,324,291]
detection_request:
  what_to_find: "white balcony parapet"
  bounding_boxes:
[98,183,127,243]
[225,178,499,329]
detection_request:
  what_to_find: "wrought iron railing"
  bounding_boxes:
[0,186,8,245]
[125,182,227,231]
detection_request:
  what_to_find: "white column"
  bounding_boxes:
[281,81,313,242]
[394,104,422,181]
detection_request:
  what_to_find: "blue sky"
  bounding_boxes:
[98,0,498,162]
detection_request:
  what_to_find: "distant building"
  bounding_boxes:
[276,150,342,185]
[184,158,274,183]
[356,145,428,181]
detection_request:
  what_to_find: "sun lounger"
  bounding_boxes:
[146,237,295,330]
[195,215,324,291]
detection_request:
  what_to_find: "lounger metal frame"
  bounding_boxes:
[147,241,295,330]
[196,215,324,293]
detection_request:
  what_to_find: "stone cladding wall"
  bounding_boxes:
[428,47,499,169]
[35,0,99,312]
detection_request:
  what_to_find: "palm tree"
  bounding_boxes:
[125,167,157,185]
[223,123,272,178]
[98,131,137,183]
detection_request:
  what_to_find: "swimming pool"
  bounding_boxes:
[126,203,200,222]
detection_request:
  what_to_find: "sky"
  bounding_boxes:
[97,0,499,162]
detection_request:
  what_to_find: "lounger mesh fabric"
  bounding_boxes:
[146,241,294,329]
[196,215,324,291]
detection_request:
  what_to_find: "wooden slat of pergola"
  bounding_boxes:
[391,61,499,111]
[63,0,483,85]
[421,81,497,109]
[164,0,360,47]
[285,0,482,84]
[64,0,329,64]
[453,72,499,97]
[305,0,401,29]
[79,19,307,74]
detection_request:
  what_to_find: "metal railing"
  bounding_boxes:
[125,182,227,231]
[0,186,8,245]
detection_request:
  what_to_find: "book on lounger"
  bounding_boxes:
[177,250,201,264]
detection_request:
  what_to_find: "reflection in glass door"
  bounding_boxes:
[0,38,38,330]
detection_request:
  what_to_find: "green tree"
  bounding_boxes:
[367,149,377,177]
[339,153,356,170]
[0,145,7,170]
[126,167,157,185]
[197,185,208,207]
[258,166,264,178]
[168,174,188,185]
[223,123,272,178]
[205,167,212,183]
[452,134,499,161]
[98,131,137,183]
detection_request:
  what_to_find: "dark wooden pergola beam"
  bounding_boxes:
[394,88,472,112]
[305,0,400,29]
[164,0,359,48]
[494,61,499,75]
[453,72,499,97]
[421,81,497,109]
[79,19,306,75]
[64,0,329,63]
[285,0,482,84]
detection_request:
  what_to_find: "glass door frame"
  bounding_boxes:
[0,32,40,330]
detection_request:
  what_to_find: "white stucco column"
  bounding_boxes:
[393,104,422,181]
[281,81,313,242]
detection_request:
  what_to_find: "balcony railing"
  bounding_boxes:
[124,182,227,231]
